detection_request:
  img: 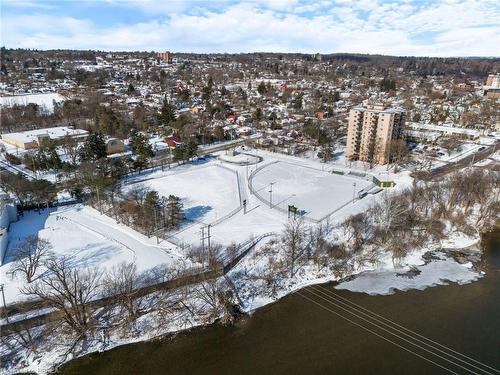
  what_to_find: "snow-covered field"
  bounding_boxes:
[251,161,373,220]
[0,205,188,305]
[122,164,241,224]
[0,93,65,113]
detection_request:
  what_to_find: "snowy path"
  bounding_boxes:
[58,206,188,272]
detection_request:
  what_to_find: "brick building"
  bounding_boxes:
[346,103,405,165]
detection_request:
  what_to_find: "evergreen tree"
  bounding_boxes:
[253,107,263,121]
[166,195,184,229]
[183,138,198,161]
[127,83,136,96]
[179,88,190,102]
[130,130,154,159]
[143,190,161,233]
[379,77,396,92]
[207,76,214,91]
[159,98,176,125]
[173,146,185,163]
[257,81,267,95]
[293,93,303,110]
[317,143,333,163]
[79,132,107,161]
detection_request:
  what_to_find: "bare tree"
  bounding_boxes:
[22,257,102,335]
[389,139,410,172]
[0,316,51,358]
[282,218,306,278]
[192,278,235,324]
[225,242,239,262]
[60,135,80,166]
[102,262,142,323]
[10,235,52,283]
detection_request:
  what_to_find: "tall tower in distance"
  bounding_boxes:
[346,103,405,165]
[157,51,172,62]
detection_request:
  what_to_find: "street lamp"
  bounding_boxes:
[352,182,357,202]
[0,284,7,323]
[269,182,275,208]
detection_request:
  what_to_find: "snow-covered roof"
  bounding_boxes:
[1,126,88,144]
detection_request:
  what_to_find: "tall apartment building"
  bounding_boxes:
[346,103,405,165]
[484,74,500,99]
[485,73,500,88]
[157,51,172,62]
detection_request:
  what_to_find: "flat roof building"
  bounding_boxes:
[346,103,405,165]
[0,126,88,150]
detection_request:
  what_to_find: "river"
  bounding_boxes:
[61,231,500,374]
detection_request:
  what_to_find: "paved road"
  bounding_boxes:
[198,136,261,156]
[0,160,36,180]
[418,142,498,180]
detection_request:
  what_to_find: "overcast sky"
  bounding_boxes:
[1,0,499,56]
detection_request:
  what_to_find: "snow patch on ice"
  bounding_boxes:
[335,254,482,295]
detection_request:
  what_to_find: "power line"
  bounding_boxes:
[303,287,492,374]
[298,287,496,374]
[296,290,460,375]
[313,284,500,374]
[308,285,497,374]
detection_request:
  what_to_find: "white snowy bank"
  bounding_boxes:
[335,253,482,295]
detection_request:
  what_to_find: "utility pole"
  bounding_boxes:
[0,284,7,323]
[200,224,212,267]
[269,182,275,208]
[207,224,211,253]
[201,226,205,267]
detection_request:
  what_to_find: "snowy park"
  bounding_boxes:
[0,205,188,305]
[250,161,373,221]
[122,164,241,224]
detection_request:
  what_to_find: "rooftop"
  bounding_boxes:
[1,126,88,144]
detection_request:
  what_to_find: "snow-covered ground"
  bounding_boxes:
[0,93,65,113]
[439,142,484,163]
[0,205,188,305]
[122,164,241,224]
[218,152,260,164]
[0,147,416,306]
[251,161,373,220]
[1,145,493,374]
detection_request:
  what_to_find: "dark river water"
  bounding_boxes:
[62,231,500,375]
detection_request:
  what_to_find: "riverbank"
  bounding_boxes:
[0,228,494,374]
[60,230,500,375]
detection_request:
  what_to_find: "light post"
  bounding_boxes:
[352,182,357,202]
[0,284,7,323]
[269,182,275,208]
